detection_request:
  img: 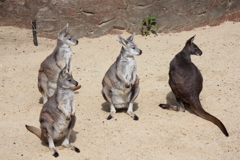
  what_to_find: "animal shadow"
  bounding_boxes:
[101,102,139,114]
[164,91,196,115]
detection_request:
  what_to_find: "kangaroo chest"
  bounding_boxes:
[121,59,136,82]
[59,47,72,66]
[53,91,74,139]
[64,48,72,63]
[61,91,74,114]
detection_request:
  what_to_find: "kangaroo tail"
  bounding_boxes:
[25,125,45,140]
[190,100,229,137]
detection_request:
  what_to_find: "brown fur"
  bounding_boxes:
[159,36,229,137]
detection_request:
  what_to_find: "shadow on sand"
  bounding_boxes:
[161,91,197,115]
[101,102,139,115]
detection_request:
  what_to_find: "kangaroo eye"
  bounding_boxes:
[132,47,135,49]
[68,38,71,40]
[68,79,71,82]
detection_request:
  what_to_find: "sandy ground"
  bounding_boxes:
[0,21,240,160]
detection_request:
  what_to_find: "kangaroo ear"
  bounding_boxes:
[186,35,195,46]
[127,33,135,42]
[118,35,128,46]
[58,23,68,38]
[60,65,68,78]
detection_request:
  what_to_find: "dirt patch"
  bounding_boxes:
[0,21,239,160]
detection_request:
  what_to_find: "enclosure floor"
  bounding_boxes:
[0,21,239,160]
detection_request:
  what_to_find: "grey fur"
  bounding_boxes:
[102,33,142,120]
[38,23,79,104]
[26,67,80,157]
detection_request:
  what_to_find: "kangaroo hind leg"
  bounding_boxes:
[47,136,59,157]
[62,116,80,153]
[127,102,138,120]
[102,86,116,120]
[128,78,140,120]
[159,98,185,112]
[38,72,49,104]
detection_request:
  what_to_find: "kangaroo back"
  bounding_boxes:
[160,36,229,136]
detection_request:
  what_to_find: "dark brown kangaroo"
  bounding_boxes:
[159,36,229,137]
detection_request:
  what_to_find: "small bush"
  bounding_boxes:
[141,15,158,36]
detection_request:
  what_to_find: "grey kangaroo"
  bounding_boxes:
[159,36,229,137]
[102,33,142,120]
[38,23,80,104]
[26,67,81,157]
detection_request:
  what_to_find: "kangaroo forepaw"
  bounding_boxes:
[125,83,132,88]
[66,115,71,120]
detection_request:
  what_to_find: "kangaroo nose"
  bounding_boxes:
[139,50,142,55]
[76,40,79,45]
[76,81,78,86]
[197,51,203,56]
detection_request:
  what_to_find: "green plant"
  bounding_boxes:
[141,15,158,36]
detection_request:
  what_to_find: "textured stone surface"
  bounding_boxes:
[0,0,240,38]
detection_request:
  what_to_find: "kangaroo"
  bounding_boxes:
[26,67,81,157]
[38,23,80,104]
[159,36,229,137]
[102,33,142,120]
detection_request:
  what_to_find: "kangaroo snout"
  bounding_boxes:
[198,51,203,56]
[139,50,142,55]
[76,40,79,45]
[75,81,78,86]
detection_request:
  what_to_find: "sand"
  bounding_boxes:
[0,21,240,160]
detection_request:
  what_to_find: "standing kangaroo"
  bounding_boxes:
[159,36,229,137]
[38,23,80,104]
[102,33,142,120]
[26,67,81,157]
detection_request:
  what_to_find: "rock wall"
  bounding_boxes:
[0,0,240,38]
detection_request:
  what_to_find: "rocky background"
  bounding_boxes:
[0,0,240,38]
